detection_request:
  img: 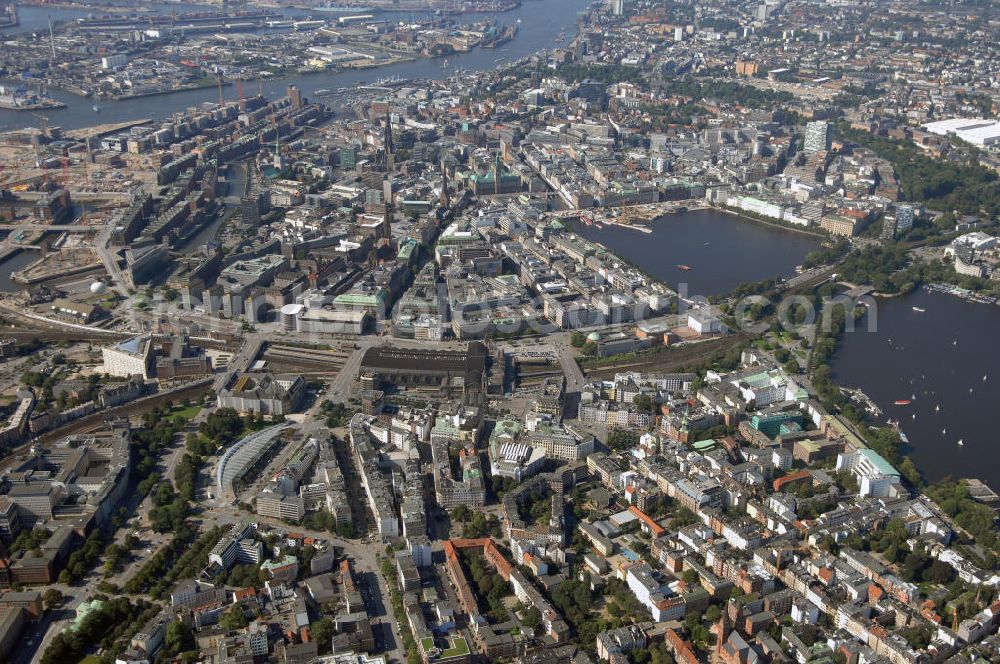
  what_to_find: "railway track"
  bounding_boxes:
[1,380,213,470]
[261,344,350,372]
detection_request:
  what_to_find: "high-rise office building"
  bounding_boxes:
[895,204,915,231]
[287,84,302,111]
[803,121,831,154]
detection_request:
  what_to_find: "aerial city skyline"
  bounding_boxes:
[0,0,998,662]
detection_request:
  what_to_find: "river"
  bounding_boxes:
[0,0,587,131]
[832,288,1000,484]
[572,209,823,297]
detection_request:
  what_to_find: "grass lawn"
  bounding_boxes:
[441,637,470,657]
[421,636,470,658]
[172,404,202,421]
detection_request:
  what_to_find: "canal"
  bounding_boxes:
[571,209,824,297]
[832,288,1000,484]
[0,249,41,292]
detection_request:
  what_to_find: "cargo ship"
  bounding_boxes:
[314,4,378,12]
[482,22,518,48]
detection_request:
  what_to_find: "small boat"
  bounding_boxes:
[953,340,958,346]
[92,104,101,112]
[970,388,974,393]
[314,89,332,96]
[957,439,964,447]
[911,414,916,420]
[893,399,911,406]
[934,404,940,412]
[676,264,692,271]
[594,222,604,229]
[899,431,909,444]
[942,428,947,435]
[983,374,988,382]
[912,306,926,312]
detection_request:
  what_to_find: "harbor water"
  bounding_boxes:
[0,0,588,131]
[0,249,41,292]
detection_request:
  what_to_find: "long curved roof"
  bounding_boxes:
[216,423,292,493]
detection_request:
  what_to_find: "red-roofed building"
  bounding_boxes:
[665,629,699,664]
[628,506,666,537]
[233,587,258,605]
[772,471,812,493]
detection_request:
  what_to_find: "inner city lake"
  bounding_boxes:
[571,208,824,296]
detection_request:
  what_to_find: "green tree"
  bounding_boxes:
[922,560,955,584]
[164,620,192,655]
[219,604,249,631]
[310,617,335,654]
[608,428,639,450]
[42,588,63,609]
[521,606,541,630]
[634,394,655,414]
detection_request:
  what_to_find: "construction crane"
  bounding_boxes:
[60,155,70,187]
[84,140,93,188]
[30,113,49,185]
[31,112,49,135]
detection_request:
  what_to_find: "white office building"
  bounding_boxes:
[836,449,901,498]
[102,336,153,379]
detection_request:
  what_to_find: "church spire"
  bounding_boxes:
[492,152,502,195]
[384,111,395,170]
[439,158,450,207]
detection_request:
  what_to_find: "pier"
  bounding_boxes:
[926,282,998,305]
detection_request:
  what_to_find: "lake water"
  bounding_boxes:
[572,209,823,297]
[0,0,588,131]
[832,288,1000,484]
